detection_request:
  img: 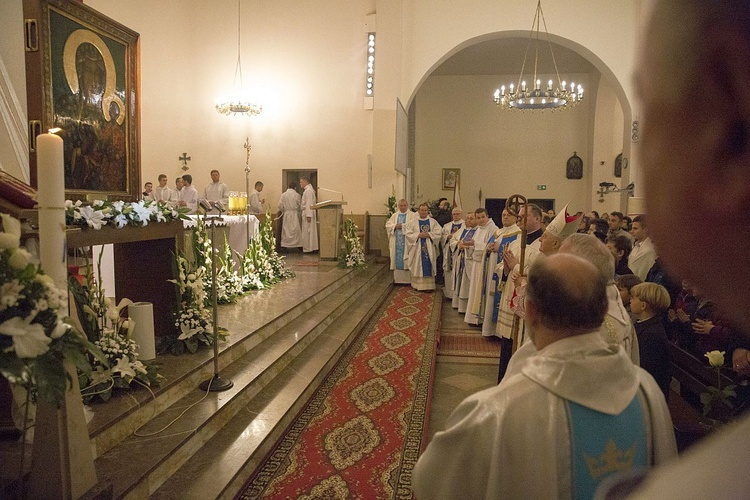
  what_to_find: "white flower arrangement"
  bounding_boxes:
[339,218,366,268]
[0,214,96,406]
[68,249,162,403]
[167,252,228,354]
[65,198,188,230]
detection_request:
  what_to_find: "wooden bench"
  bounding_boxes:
[667,343,738,451]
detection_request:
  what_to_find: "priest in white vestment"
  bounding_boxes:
[481,209,519,337]
[152,174,172,204]
[413,254,676,500]
[169,177,183,208]
[451,213,476,310]
[560,233,641,365]
[278,183,302,249]
[440,208,464,299]
[203,169,229,210]
[178,174,199,214]
[464,208,498,325]
[249,181,265,215]
[628,215,657,280]
[404,203,442,291]
[300,177,319,253]
[385,199,417,284]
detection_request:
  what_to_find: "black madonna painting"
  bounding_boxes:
[34,0,140,199]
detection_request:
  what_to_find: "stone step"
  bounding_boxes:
[88,260,392,499]
[153,270,394,500]
[87,257,375,460]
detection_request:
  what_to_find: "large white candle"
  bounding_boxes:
[36,130,67,291]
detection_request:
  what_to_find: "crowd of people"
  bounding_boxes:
[409,1,750,497]
[141,172,319,253]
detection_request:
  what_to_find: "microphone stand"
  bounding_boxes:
[199,202,233,392]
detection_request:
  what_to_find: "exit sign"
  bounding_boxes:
[537,185,547,190]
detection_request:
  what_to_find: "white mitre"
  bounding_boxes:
[547,203,582,240]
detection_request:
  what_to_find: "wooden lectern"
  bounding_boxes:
[312,200,347,260]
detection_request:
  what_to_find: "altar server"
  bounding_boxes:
[300,177,319,253]
[278,182,302,250]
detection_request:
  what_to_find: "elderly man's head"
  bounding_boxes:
[452,207,463,222]
[525,253,608,349]
[638,0,750,329]
[559,233,615,284]
[501,209,517,228]
[397,199,408,213]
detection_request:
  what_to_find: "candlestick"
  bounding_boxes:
[36,130,67,291]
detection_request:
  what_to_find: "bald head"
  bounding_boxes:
[559,233,615,284]
[526,253,608,341]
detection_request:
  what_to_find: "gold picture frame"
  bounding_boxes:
[442,168,459,190]
[25,0,141,201]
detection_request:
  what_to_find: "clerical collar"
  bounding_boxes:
[526,228,543,244]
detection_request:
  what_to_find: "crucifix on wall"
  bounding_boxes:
[179,152,191,171]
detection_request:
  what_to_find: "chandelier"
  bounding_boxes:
[493,1,583,111]
[215,0,262,116]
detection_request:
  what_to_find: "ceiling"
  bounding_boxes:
[430,37,597,77]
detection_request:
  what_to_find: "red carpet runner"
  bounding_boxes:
[238,286,441,499]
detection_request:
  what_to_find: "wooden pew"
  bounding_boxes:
[668,342,738,451]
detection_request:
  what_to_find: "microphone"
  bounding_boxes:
[198,199,212,212]
[215,200,226,213]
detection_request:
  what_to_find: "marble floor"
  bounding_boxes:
[426,294,499,441]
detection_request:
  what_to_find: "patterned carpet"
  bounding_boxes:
[437,331,502,358]
[237,287,441,499]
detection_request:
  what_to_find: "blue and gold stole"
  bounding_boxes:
[566,393,649,500]
[394,212,407,270]
[419,219,433,277]
[455,227,477,286]
[490,232,519,322]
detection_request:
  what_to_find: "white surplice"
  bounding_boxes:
[628,236,657,280]
[404,216,442,291]
[441,219,464,299]
[300,184,319,252]
[481,224,520,337]
[278,188,302,248]
[464,219,498,325]
[204,182,229,206]
[493,238,541,341]
[153,185,172,203]
[248,188,264,215]
[386,210,418,284]
[180,184,199,214]
[413,332,677,500]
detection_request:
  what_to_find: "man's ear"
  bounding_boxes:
[698,28,750,211]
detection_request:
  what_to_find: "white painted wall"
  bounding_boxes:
[0,0,645,215]
[414,74,592,213]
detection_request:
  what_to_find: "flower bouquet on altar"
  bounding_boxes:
[65,198,189,230]
[0,214,97,407]
[165,252,228,355]
[68,249,162,403]
[339,218,365,268]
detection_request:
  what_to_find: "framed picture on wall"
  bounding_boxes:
[442,168,459,190]
[24,0,141,200]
